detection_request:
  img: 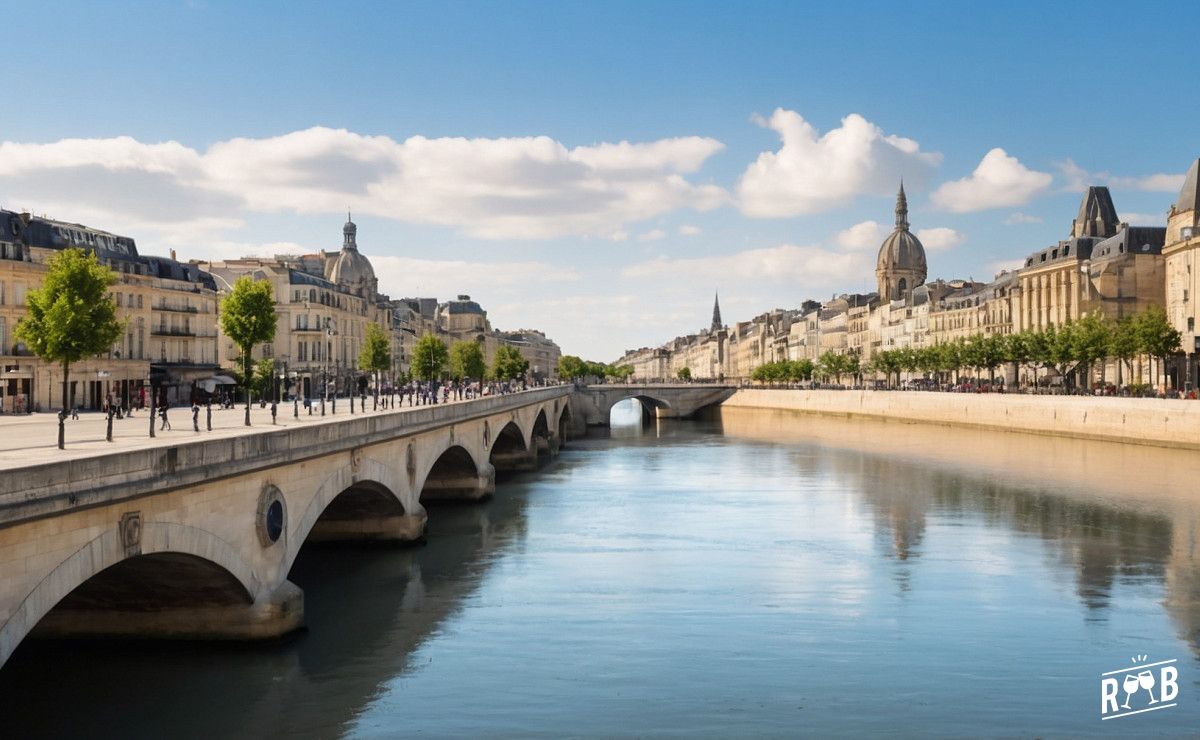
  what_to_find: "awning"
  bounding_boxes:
[196,375,238,393]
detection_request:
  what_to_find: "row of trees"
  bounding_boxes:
[557,355,634,381]
[867,307,1181,390]
[412,334,531,385]
[747,307,1183,392]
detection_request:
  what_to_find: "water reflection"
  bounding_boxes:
[0,477,535,739]
[713,405,1200,657]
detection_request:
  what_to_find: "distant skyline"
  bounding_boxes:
[1,0,1197,359]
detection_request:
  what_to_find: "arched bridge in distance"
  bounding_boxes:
[569,383,738,427]
[0,387,573,669]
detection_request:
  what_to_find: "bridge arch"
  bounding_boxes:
[289,456,411,565]
[557,402,572,442]
[418,443,494,503]
[0,521,260,667]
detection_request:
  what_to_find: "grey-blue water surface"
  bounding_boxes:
[2,400,1198,738]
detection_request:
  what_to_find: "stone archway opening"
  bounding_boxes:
[305,480,421,544]
[609,396,667,434]
[28,553,255,642]
[531,410,552,462]
[557,404,572,446]
[421,445,493,504]
[490,421,533,476]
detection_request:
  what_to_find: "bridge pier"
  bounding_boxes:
[30,580,304,643]
[421,463,496,502]
[307,512,427,543]
[491,448,538,474]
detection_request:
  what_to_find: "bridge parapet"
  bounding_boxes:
[0,386,571,529]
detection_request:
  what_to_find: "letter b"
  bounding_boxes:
[1160,666,1179,702]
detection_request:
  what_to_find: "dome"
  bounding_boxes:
[329,212,377,297]
[330,247,376,287]
[876,228,927,275]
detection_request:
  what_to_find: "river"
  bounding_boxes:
[1,399,1197,737]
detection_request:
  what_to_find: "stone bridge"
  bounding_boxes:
[569,383,737,428]
[0,386,573,669]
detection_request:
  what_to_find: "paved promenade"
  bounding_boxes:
[0,396,483,471]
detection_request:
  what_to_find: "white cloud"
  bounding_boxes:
[637,228,667,242]
[835,220,886,250]
[1120,211,1166,226]
[371,255,580,300]
[915,227,964,252]
[1056,159,1186,194]
[1004,211,1042,225]
[736,110,941,217]
[622,243,869,286]
[0,127,729,243]
[930,148,1052,212]
[679,224,702,236]
[986,259,1026,277]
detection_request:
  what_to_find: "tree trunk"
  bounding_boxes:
[59,360,69,449]
[244,351,252,426]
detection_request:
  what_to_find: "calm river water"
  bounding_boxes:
[2,400,1199,737]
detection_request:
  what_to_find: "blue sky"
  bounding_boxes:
[2,0,1197,359]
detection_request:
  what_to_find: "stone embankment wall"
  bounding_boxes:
[721,389,1200,451]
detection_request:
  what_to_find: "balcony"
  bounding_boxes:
[154,304,200,313]
[150,328,215,337]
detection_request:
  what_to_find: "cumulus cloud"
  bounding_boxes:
[836,220,886,250]
[1004,211,1042,225]
[986,259,1026,277]
[915,227,964,251]
[637,228,667,242]
[679,224,702,236]
[737,110,941,217]
[930,148,1052,212]
[1056,159,1186,194]
[371,256,580,300]
[0,127,729,243]
[622,243,869,287]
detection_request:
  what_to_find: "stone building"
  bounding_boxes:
[876,183,928,303]
[1163,159,1200,387]
[0,210,220,411]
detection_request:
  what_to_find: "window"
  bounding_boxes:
[137,294,143,309]
[1190,318,1195,332]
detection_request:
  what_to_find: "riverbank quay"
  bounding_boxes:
[719,389,1200,451]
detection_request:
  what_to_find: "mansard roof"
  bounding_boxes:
[1071,186,1119,238]
[1091,225,1166,261]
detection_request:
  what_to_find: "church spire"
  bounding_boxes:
[894,180,909,230]
[711,291,723,332]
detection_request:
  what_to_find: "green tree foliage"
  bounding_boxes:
[677,366,692,381]
[218,276,278,426]
[251,357,276,399]
[491,344,529,381]
[449,340,487,385]
[359,323,392,409]
[557,355,587,379]
[15,248,124,448]
[412,333,449,382]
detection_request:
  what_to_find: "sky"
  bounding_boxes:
[1,0,1198,360]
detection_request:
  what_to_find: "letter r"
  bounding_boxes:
[1101,677,1119,714]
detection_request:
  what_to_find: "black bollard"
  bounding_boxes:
[106,409,114,442]
[206,402,212,431]
[271,402,277,424]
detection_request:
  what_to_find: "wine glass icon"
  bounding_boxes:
[1139,670,1157,704]
[1121,673,1141,709]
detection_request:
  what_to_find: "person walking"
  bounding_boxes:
[159,401,171,431]
[192,400,200,432]
[70,404,79,421]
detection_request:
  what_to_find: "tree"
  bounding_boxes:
[557,355,587,380]
[1107,315,1139,387]
[450,340,487,393]
[1135,305,1182,391]
[359,323,391,410]
[608,364,634,381]
[412,333,449,382]
[677,366,692,381]
[251,357,276,400]
[491,344,529,381]
[1071,312,1111,390]
[15,248,123,448]
[218,276,277,426]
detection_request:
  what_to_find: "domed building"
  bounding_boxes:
[326,212,378,300]
[876,183,927,302]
